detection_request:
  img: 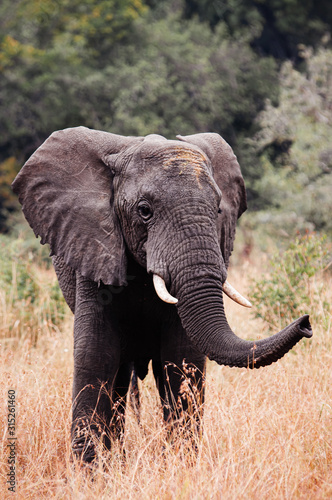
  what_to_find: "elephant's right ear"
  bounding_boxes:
[12,127,141,285]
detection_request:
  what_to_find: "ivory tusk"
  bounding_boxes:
[222,280,252,308]
[153,274,178,305]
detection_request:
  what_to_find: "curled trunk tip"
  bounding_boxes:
[176,276,313,370]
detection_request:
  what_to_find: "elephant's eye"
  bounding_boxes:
[137,201,153,221]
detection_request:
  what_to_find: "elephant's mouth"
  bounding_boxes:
[152,273,252,308]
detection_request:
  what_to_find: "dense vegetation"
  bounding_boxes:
[1,0,332,239]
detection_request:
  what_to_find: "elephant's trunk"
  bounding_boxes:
[175,277,312,369]
[148,216,312,368]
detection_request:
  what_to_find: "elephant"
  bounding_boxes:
[12,127,312,462]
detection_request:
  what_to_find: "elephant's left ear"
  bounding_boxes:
[177,133,247,267]
[12,127,142,286]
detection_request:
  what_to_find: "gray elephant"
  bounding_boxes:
[12,127,312,462]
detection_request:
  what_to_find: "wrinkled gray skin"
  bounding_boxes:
[12,127,312,462]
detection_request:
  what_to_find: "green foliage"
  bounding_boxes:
[0,0,147,162]
[0,157,20,232]
[183,0,332,59]
[250,233,331,331]
[252,46,332,237]
[93,17,277,140]
[1,0,146,63]
[0,235,67,339]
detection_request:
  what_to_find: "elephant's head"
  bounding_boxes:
[12,127,312,368]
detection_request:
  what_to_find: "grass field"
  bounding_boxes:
[1,254,331,499]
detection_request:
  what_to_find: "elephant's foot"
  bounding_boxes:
[71,416,128,465]
[71,419,111,464]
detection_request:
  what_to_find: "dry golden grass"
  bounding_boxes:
[1,258,332,499]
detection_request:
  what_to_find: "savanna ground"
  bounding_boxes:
[1,239,331,499]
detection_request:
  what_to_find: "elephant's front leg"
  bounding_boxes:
[71,274,121,463]
[153,319,206,450]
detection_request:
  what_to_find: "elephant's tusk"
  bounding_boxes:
[222,280,252,308]
[153,275,178,305]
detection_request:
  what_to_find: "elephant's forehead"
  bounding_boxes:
[162,147,207,167]
[127,141,217,191]
[161,146,211,187]
[140,140,208,164]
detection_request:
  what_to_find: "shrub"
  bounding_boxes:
[0,235,67,343]
[250,233,331,331]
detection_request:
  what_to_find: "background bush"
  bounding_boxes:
[250,232,332,331]
[251,46,332,238]
[0,234,67,342]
